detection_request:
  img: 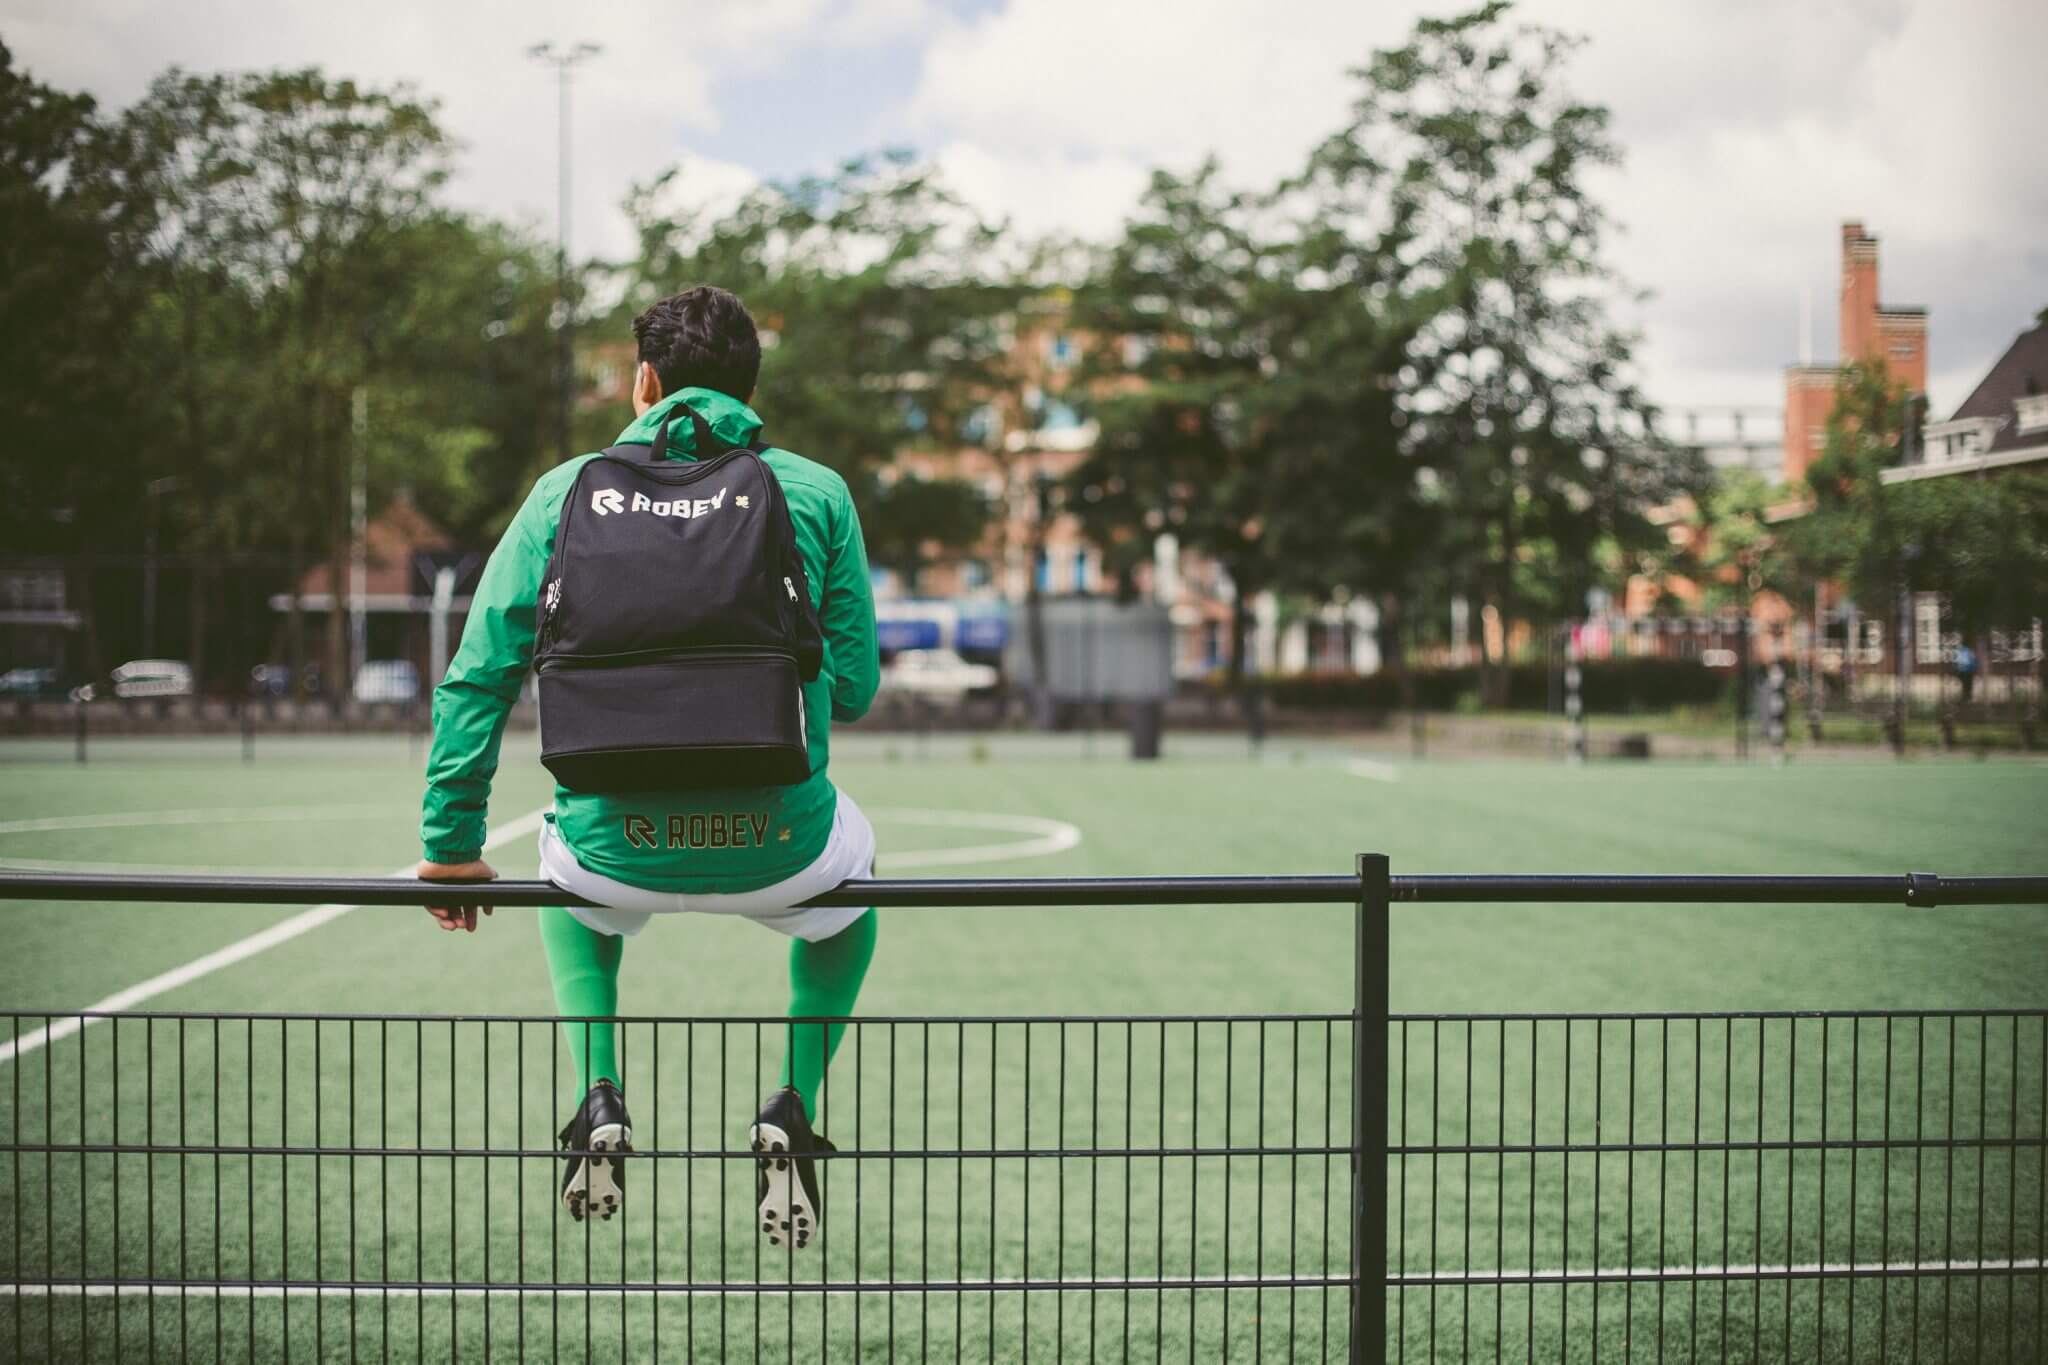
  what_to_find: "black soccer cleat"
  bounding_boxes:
[751,1086,833,1251]
[558,1079,632,1223]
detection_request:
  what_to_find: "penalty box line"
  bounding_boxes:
[0,807,552,1069]
[8,1259,2044,1299]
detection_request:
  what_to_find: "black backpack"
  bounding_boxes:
[533,404,824,792]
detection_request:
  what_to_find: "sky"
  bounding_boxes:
[9,0,2045,417]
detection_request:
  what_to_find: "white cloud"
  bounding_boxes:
[6,0,927,262]
[900,0,2048,413]
[908,0,1396,180]
[930,140,1148,241]
[12,0,2043,413]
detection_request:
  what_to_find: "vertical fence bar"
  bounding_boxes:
[1352,853,1391,1365]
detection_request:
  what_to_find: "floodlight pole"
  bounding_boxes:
[531,42,601,461]
[141,475,183,659]
[349,386,369,684]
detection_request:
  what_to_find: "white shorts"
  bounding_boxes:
[538,790,876,942]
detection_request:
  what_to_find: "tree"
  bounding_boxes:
[1641,470,1809,618]
[1305,3,1684,704]
[618,154,1018,568]
[1792,361,1915,608]
[1067,161,1414,722]
[104,69,461,692]
[859,474,992,593]
[0,42,151,557]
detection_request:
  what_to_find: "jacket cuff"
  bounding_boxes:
[421,841,484,866]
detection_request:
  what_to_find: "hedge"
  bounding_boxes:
[1255,656,1730,714]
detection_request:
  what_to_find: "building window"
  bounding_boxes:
[1914,595,1944,665]
[962,404,997,446]
[2016,393,2048,436]
[1034,549,1050,593]
[1072,548,1091,593]
[0,568,66,612]
[1039,399,1083,433]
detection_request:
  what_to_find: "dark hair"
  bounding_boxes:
[631,286,761,401]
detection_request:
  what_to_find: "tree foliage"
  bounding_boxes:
[1797,361,2048,640]
[1068,4,1688,699]
[618,155,1022,572]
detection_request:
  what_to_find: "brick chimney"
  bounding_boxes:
[1840,221,1880,366]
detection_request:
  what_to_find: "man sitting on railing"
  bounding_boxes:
[414,285,881,1251]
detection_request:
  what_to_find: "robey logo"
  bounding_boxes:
[591,486,732,518]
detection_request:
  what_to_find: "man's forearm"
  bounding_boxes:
[420,675,517,862]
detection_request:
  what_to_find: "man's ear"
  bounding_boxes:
[632,362,663,416]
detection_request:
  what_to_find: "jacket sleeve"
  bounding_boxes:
[419,482,552,863]
[823,486,880,723]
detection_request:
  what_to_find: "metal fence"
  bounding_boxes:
[1,864,2044,1364]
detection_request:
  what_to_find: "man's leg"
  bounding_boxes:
[754,907,876,1250]
[540,907,640,1222]
[539,907,624,1094]
[779,908,878,1118]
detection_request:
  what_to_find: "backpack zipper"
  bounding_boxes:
[539,578,564,650]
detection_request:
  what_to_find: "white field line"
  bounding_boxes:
[1392,1256,2047,1284]
[868,808,1082,870]
[1345,758,1401,784]
[6,1258,2041,1300]
[0,806,394,836]
[0,806,551,1068]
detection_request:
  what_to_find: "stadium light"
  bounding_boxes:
[529,42,602,461]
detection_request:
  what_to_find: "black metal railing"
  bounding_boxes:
[1,863,2044,1363]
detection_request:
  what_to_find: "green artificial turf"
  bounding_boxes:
[0,733,2043,1362]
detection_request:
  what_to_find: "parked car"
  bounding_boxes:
[879,648,1000,698]
[353,659,421,704]
[249,662,328,698]
[71,659,195,702]
[0,667,64,701]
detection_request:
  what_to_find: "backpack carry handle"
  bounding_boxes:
[644,403,766,462]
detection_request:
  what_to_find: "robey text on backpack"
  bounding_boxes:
[533,404,824,792]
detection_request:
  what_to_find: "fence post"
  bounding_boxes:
[1351,852,1391,1365]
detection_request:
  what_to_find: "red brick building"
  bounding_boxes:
[1781,222,1927,483]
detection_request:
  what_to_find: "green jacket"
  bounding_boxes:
[420,388,879,892]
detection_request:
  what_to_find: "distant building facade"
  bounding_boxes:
[1884,318,2048,486]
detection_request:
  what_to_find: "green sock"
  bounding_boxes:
[539,908,623,1096]
[779,909,877,1117]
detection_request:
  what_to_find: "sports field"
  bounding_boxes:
[1,733,2044,1362]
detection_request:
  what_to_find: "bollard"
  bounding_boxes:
[1564,659,1586,763]
[1129,698,1163,760]
[1766,661,1787,765]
